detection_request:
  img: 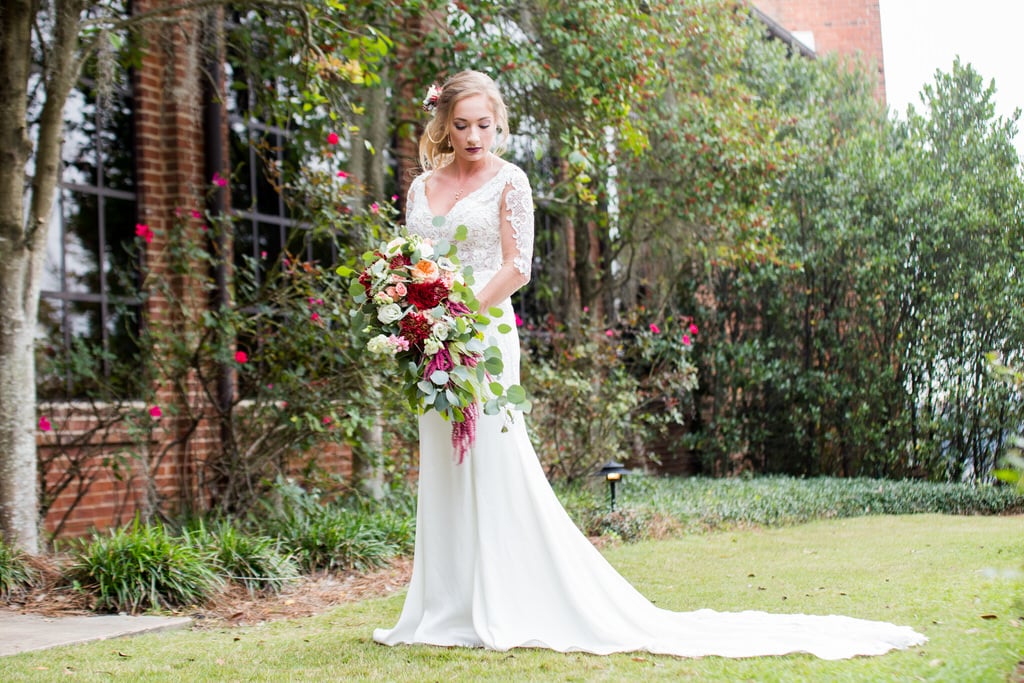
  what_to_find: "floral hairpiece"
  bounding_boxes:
[422,83,442,112]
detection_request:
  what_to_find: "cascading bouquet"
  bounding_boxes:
[339,227,529,463]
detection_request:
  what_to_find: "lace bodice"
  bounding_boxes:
[406,162,534,280]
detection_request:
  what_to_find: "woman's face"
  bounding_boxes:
[448,93,495,164]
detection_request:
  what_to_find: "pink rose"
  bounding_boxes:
[649,323,661,334]
[235,350,248,363]
[327,131,340,145]
[682,334,691,346]
[39,416,52,432]
[135,223,154,244]
[689,323,699,335]
[149,406,162,419]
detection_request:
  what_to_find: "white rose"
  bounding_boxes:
[377,303,404,324]
[431,321,450,340]
[366,335,391,355]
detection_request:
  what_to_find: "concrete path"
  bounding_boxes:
[0,612,192,656]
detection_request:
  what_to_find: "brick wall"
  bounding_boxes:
[755,0,887,102]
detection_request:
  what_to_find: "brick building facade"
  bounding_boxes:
[37,4,354,540]
[754,0,887,101]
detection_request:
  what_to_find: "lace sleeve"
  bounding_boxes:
[503,167,534,279]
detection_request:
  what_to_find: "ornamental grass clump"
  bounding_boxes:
[255,480,406,572]
[184,520,300,595]
[68,520,223,613]
[0,540,37,600]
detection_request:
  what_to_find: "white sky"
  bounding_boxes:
[879,0,1024,156]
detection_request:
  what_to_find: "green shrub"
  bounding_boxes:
[619,475,1024,531]
[522,310,698,481]
[555,475,1024,542]
[254,480,409,572]
[67,520,223,613]
[185,521,300,595]
[0,540,36,600]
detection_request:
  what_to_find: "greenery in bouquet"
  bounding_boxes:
[340,227,530,462]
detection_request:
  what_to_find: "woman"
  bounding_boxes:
[373,70,926,659]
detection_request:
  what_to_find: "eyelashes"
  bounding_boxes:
[454,123,491,130]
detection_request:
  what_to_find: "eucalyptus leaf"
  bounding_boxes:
[506,385,527,403]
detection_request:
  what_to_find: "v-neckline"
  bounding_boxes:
[425,163,508,218]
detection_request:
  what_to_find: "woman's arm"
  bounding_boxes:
[475,179,534,312]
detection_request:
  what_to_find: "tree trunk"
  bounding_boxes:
[366,71,389,198]
[0,0,86,553]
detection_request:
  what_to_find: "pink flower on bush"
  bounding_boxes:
[39,416,52,432]
[605,329,614,337]
[689,322,699,335]
[391,194,399,201]
[322,416,332,425]
[149,406,162,419]
[649,323,661,334]
[212,172,228,188]
[311,312,320,322]
[515,313,523,327]
[682,334,691,346]
[327,131,340,145]
[370,202,380,214]
[234,350,248,363]
[191,209,202,219]
[337,170,349,179]
[135,223,154,244]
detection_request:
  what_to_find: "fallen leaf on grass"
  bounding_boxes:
[980,614,998,620]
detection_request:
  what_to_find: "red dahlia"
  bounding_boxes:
[407,280,449,310]
[389,253,411,269]
[358,270,372,293]
[399,312,433,346]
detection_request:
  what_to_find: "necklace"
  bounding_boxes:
[452,156,492,204]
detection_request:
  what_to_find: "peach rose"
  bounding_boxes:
[410,259,440,283]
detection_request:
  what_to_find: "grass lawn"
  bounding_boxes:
[1,514,1021,682]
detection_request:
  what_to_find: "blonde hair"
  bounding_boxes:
[419,70,509,171]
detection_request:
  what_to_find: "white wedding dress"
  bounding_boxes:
[373,161,927,659]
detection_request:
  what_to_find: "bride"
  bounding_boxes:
[372,69,926,659]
